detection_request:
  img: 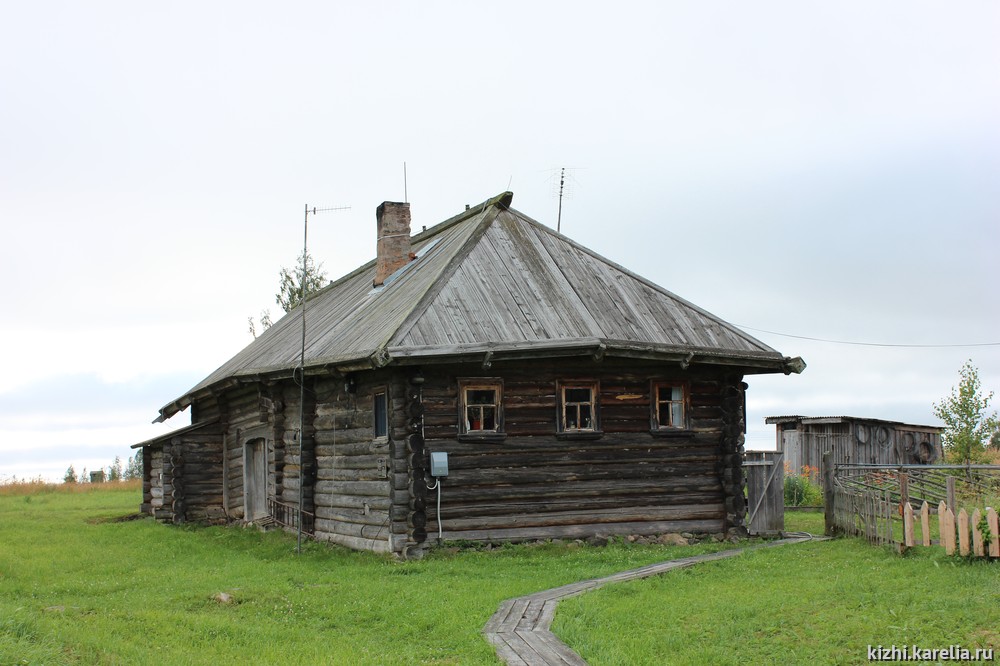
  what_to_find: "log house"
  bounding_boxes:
[134,192,805,557]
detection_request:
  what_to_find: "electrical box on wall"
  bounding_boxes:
[430,451,449,477]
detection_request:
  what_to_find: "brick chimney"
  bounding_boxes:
[374,201,412,286]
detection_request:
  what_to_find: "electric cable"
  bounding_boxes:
[736,324,1000,349]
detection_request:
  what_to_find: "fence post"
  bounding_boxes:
[972,508,984,556]
[946,476,956,516]
[988,508,999,558]
[823,452,835,537]
[940,501,956,555]
[903,502,915,548]
[920,501,930,547]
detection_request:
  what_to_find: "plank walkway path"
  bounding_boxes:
[482,535,822,665]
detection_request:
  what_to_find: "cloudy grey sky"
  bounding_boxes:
[2,2,998,481]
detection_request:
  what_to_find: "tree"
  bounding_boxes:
[108,456,123,482]
[79,467,88,483]
[276,251,328,313]
[933,360,999,465]
[248,310,273,339]
[124,450,143,480]
[64,465,76,484]
[248,252,327,338]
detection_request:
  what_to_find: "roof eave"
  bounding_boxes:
[386,340,805,374]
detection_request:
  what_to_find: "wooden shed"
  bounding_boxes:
[766,415,944,485]
[136,192,805,557]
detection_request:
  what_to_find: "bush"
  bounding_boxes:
[784,464,823,507]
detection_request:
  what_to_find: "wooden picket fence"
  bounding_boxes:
[902,501,999,557]
[825,456,1000,558]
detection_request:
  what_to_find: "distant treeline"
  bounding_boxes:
[64,450,142,483]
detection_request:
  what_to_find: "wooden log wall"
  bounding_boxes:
[279,381,317,513]
[140,445,154,514]
[720,379,748,534]
[310,372,397,553]
[413,359,742,550]
[177,425,225,523]
[147,447,165,518]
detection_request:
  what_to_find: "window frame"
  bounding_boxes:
[557,380,601,437]
[458,378,505,441]
[650,381,689,434]
[373,388,389,440]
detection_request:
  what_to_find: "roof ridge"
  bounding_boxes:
[410,191,512,244]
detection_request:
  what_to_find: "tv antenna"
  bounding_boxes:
[296,202,349,554]
[546,167,583,233]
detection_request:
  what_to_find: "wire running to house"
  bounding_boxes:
[426,477,443,542]
[735,324,1000,349]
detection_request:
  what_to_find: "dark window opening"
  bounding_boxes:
[374,390,388,438]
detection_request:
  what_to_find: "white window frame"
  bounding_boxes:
[558,381,599,433]
[652,381,687,430]
[458,379,503,434]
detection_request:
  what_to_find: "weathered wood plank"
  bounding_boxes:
[920,501,931,547]
[939,501,955,555]
[425,493,723,520]
[958,508,970,556]
[988,508,999,558]
[314,480,390,496]
[971,508,984,556]
[903,503,915,548]
[434,504,724,531]
[443,518,724,543]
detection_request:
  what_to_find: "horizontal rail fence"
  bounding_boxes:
[266,497,315,536]
[835,463,1000,510]
[826,457,1000,558]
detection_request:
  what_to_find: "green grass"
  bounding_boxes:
[0,483,731,665]
[554,511,1000,665]
[4,487,997,665]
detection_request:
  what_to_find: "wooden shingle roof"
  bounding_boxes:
[157,192,803,421]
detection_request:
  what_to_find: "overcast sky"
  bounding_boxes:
[2,2,998,481]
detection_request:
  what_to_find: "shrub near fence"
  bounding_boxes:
[825,455,1000,559]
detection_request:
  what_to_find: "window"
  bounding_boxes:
[459,380,502,434]
[559,382,599,432]
[652,382,687,430]
[373,390,388,438]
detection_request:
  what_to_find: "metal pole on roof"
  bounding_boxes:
[297,204,308,555]
[556,167,565,233]
[296,203,349,555]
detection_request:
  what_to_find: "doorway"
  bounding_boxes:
[244,439,267,521]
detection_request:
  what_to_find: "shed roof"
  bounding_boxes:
[157,192,803,421]
[132,420,221,449]
[765,415,942,432]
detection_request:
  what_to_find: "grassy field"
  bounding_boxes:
[555,509,1000,665]
[0,482,730,665]
[1,487,996,665]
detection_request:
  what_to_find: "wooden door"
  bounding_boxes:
[244,439,267,521]
[745,451,785,536]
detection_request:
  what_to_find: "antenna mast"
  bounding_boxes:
[297,203,349,554]
[556,167,565,233]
